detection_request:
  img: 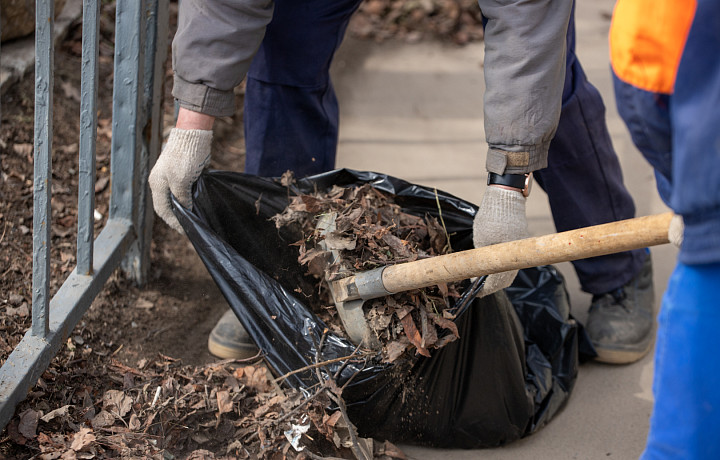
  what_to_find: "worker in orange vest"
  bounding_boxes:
[610,0,720,457]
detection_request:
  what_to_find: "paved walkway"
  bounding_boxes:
[0,0,82,95]
[332,1,677,458]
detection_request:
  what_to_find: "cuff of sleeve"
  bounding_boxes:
[485,144,550,175]
[678,210,720,265]
[172,75,236,118]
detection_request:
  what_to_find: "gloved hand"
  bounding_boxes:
[668,214,683,248]
[149,128,213,233]
[472,186,530,297]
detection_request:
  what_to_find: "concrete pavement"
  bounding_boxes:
[0,0,82,95]
[331,1,677,458]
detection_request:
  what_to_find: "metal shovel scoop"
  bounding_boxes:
[316,212,382,348]
[319,212,674,348]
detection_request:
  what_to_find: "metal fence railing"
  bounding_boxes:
[0,0,168,431]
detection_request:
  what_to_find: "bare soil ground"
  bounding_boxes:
[0,1,484,458]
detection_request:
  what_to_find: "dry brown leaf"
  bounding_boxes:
[398,313,430,357]
[253,404,270,418]
[60,79,81,102]
[6,303,29,317]
[94,176,109,194]
[102,390,133,418]
[40,405,73,423]
[187,448,216,459]
[37,432,63,450]
[50,197,65,213]
[300,195,325,213]
[90,410,115,429]
[18,408,40,439]
[191,399,207,410]
[426,215,448,254]
[216,390,233,415]
[381,233,413,259]
[69,427,95,452]
[13,143,33,157]
[384,339,410,363]
[431,313,460,338]
[324,232,357,251]
[238,365,270,392]
[128,413,141,431]
[60,451,77,460]
[434,333,459,349]
[97,118,112,139]
[381,440,408,459]
[323,410,343,428]
[58,144,79,154]
[436,282,449,297]
[38,454,63,460]
[133,298,154,309]
[280,170,295,187]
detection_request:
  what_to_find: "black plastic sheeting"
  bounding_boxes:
[173,168,596,449]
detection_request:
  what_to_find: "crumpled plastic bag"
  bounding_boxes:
[173,168,595,448]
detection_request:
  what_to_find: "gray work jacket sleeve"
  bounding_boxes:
[479,0,572,174]
[172,0,274,117]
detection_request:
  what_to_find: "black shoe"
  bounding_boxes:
[586,254,655,364]
[208,309,259,359]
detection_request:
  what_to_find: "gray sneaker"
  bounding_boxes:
[208,309,259,359]
[586,254,654,364]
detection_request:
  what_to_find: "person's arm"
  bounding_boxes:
[479,0,572,174]
[176,107,215,130]
[472,0,572,297]
[172,0,274,118]
[150,1,273,233]
[660,9,720,265]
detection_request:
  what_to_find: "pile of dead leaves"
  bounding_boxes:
[273,180,462,362]
[1,346,407,459]
[348,0,484,45]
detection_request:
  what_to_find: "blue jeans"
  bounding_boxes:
[244,0,646,295]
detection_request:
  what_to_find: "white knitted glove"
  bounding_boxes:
[472,186,530,297]
[149,128,213,233]
[668,214,683,248]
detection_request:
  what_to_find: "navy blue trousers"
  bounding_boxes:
[243,0,646,295]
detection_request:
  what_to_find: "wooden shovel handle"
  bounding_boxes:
[379,212,673,295]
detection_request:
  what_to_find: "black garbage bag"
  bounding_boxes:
[173,168,595,448]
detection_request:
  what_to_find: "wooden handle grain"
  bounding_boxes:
[380,212,673,294]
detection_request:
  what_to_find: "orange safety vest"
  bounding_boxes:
[609,0,698,94]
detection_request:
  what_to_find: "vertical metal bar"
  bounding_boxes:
[123,0,167,286]
[110,0,145,226]
[128,0,166,283]
[77,0,101,275]
[32,0,55,338]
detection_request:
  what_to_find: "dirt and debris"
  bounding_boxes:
[2,344,407,459]
[1,1,482,458]
[273,178,461,362]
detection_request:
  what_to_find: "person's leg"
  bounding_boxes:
[535,2,646,294]
[533,1,652,363]
[243,0,363,177]
[640,262,720,459]
[209,0,362,359]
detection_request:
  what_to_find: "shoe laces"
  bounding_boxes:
[608,287,628,303]
[591,287,629,311]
